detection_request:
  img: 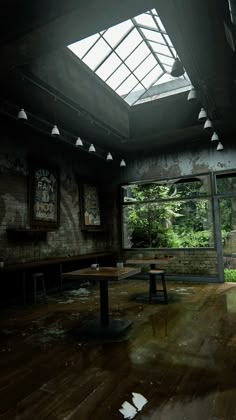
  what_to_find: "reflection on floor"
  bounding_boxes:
[1,279,236,419]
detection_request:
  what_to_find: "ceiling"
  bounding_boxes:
[0,0,235,159]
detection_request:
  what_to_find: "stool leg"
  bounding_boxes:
[161,273,168,304]
[42,277,47,302]
[34,275,37,304]
[149,274,156,303]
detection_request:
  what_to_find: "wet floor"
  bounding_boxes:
[0,280,236,419]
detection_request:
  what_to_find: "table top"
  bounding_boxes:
[126,256,174,265]
[62,266,141,281]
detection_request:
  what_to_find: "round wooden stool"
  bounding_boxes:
[148,269,168,304]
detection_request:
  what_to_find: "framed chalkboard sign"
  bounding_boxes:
[29,164,60,228]
[80,183,103,231]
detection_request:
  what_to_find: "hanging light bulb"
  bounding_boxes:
[51,125,60,136]
[204,119,213,129]
[89,143,96,152]
[170,57,185,77]
[120,159,126,167]
[198,108,207,120]
[187,88,197,101]
[211,132,219,142]
[17,108,27,120]
[217,141,224,151]
[75,137,83,146]
[106,152,113,161]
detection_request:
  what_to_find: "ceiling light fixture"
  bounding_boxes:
[216,141,224,151]
[170,57,185,77]
[51,125,60,136]
[198,108,207,120]
[211,132,219,142]
[89,143,96,152]
[75,137,83,146]
[120,159,126,167]
[17,108,28,120]
[204,119,213,130]
[187,88,197,101]
[106,152,113,161]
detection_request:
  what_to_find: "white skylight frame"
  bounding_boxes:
[68,9,190,106]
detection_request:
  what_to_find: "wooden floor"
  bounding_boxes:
[1,279,236,419]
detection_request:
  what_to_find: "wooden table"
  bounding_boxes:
[62,266,141,336]
[126,257,174,300]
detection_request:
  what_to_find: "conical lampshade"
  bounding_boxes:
[89,143,96,152]
[51,125,60,136]
[211,131,219,142]
[75,137,83,146]
[18,108,27,120]
[187,88,196,101]
[217,141,224,151]
[204,119,213,130]
[198,108,207,120]
[120,159,126,167]
[170,57,185,77]
[106,152,113,161]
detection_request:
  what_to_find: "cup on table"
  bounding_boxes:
[91,263,99,270]
[116,262,124,269]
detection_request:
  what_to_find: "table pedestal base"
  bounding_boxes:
[72,319,132,338]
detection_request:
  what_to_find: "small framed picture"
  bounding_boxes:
[29,164,60,228]
[80,183,103,231]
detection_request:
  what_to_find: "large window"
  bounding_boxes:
[122,176,214,249]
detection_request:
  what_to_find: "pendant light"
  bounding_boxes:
[106,152,113,161]
[18,108,28,120]
[204,119,213,130]
[89,143,96,152]
[170,57,185,77]
[198,108,207,120]
[75,137,83,146]
[51,125,60,136]
[211,132,219,142]
[217,141,224,151]
[187,88,197,101]
[120,159,126,167]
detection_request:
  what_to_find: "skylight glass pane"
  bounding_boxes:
[103,20,133,47]
[116,28,143,60]
[83,38,111,70]
[154,72,172,85]
[154,16,166,32]
[68,33,100,59]
[141,28,165,44]
[134,55,157,79]
[159,56,174,66]
[142,66,160,88]
[125,43,150,70]
[163,34,173,48]
[116,74,138,96]
[153,43,172,57]
[106,64,130,90]
[96,53,122,80]
[134,13,156,29]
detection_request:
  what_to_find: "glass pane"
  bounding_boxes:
[96,53,122,80]
[122,199,214,248]
[163,34,174,48]
[154,73,172,84]
[125,43,150,71]
[141,66,159,88]
[219,198,236,280]
[141,28,165,44]
[83,38,111,70]
[116,28,143,60]
[103,19,133,47]
[68,33,100,59]
[154,16,166,32]
[116,74,139,96]
[134,55,157,79]
[106,64,130,90]
[216,173,236,194]
[161,56,174,66]
[134,13,157,29]
[154,43,172,57]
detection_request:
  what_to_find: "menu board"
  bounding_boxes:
[81,184,102,231]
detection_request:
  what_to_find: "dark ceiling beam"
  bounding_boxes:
[155,0,234,120]
[0,0,155,71]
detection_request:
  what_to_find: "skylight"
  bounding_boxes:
[68,9,191,106]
